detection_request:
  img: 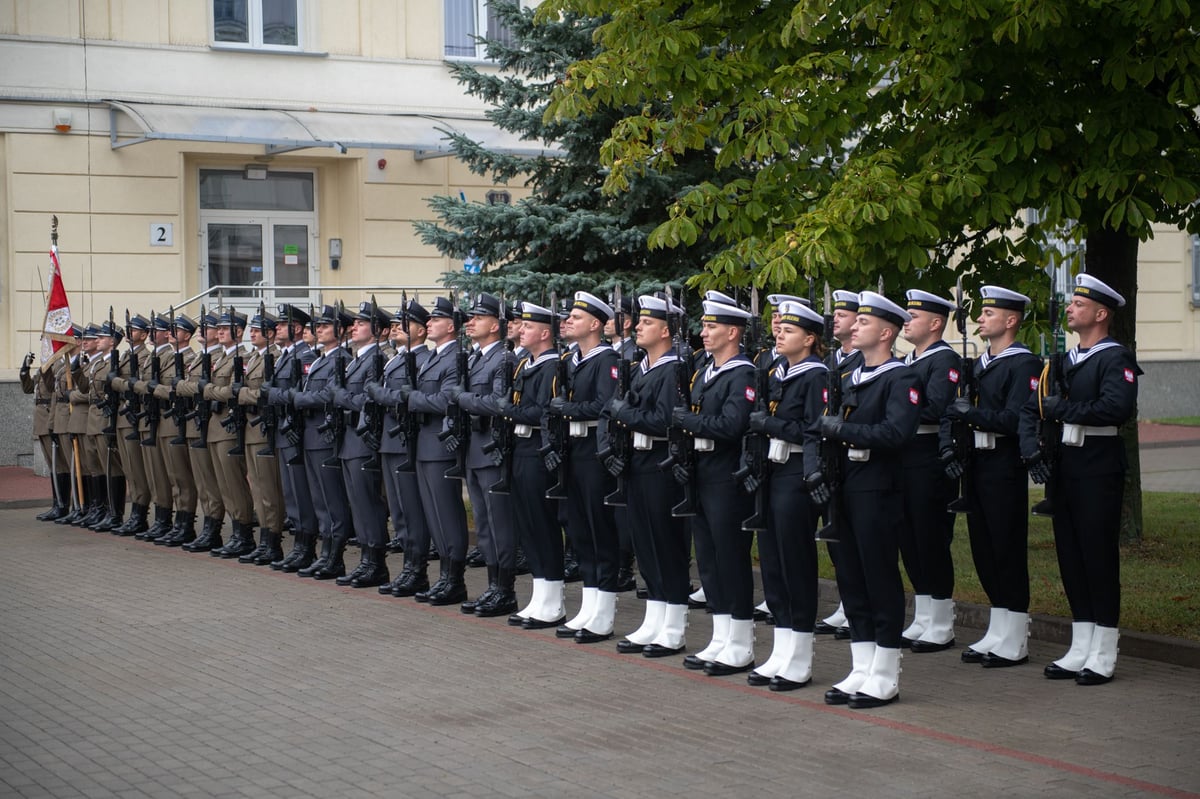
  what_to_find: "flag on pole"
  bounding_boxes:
[40,243,74,365]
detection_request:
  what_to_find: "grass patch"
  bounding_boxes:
[815,489,1200,642]
[1150,416,1200,426]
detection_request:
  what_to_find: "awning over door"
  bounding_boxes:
[107,101,562,159]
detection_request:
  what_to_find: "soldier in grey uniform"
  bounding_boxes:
[408,296,471,605]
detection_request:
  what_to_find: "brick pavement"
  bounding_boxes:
[2,510,1199,798]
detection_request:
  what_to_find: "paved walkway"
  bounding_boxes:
[1,511,1199,799]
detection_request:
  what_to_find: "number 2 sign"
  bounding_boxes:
[150,222,174,247]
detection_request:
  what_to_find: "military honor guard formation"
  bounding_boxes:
[22,272,1139,708]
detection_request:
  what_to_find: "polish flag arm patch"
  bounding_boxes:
[908,387,920,405]
[1123,368,1135,384]
[611,366,619,380]
[745,387,756,402]
[948,368,960,384]
[1030,377,1040,391]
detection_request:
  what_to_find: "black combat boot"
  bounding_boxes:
[336,545,373,586]
[312,534,347,581]
[462,564,498,614]
[162,511,197,547]
[253,530,284,565]
[351,548,390,589]
[218,521,258,559]
[299,535,334,578]
[239,527,271,563]
[415,560,450,603]
[428,559,468,606]
[184,516,223,553]
[476,567,519,617]
[94,476,126,533]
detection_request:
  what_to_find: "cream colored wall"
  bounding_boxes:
[1138,226,1197,360]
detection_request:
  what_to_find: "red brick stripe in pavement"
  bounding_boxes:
[0,465,52,504]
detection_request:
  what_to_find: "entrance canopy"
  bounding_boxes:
[108,101,562,159]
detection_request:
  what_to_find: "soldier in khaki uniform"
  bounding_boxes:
[234,309,286,565]
[105,314,152,534]
[175,311,229,552]
[61,326,101,526]
[149,313,200,547]
[22,346,69,520]
[61,328,94,521]
[132,313,177,540]
[203,310,258,559]
[84,323,125,529]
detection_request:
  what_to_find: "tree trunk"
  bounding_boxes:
[1083,224,1142,544]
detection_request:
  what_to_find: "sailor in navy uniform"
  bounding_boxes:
[265,304,320,571]
[743,301,828,690]
[672,300,757,676]
[452,293,519,617]
[505,303,569,629]
[605,293,641,594]
[290,304,354,580]
[814,291,921,708]
[408,296,471,605]
[606,294,691,656]
[897,290,962,653]
[367,300,432,596]
[1020,274,1139,685]
[329,301,391,588]
[944,286,1043,667]
[815,289,863,638]
[551,291,621,644]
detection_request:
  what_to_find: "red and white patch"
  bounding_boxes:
[1029,377,1040,391]
[908,387,920,405]
[745,387,756,402]
[303,363,312,374]
[611,366,619,380]
[1123,368,1135,384]
[948,368,960,384]
[822,387,829,404]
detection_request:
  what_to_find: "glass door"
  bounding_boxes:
[203,216,318,313]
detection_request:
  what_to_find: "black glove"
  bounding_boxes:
[671,462,691,486]
[196,378,209,396]
[1022,452,1052,484]
[398,384,412,403]
[602,453,625,477]
[488,447,505,468]
[671,406,697,431]
[1041,395,1064,421]
[361,431,380,452]
[748,410,770,433]
[945,396,973,421]
[543,448,562,473]
[625,389,639,406]
[805,471,831,505]
[940,448,965,480]
[740,471,761,496]
[19,352,33,377]
[547,396,567,417]
[607,396,629,417]
[496,397,514,420]
[816,414,844,440]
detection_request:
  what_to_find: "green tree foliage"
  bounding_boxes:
[416,0,746,300]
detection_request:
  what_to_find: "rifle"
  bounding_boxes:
[602,283,632,507]
[361,295,385,472]
[440,292,471,480]
[815,285,843,542]
[278,304,307,465]
[101,306,121,450]
[189,304,212,449]
[255,301,279,458]
[139,309,162,446]
[123,309,143,440]
[484,294,516,494]
[1031,268,1064,517]
[391,291,421,472]
[320,300,347,469]
[735,289,770,530]
[167,305,191,446]
[658,285,697,517]
[224,317,248,457]
[947,276,977,514]
[540,291,571,500]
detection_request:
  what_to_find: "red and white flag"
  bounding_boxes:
[40,244,74,365]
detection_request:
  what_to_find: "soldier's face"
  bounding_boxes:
[519,322,549,351]
[390,322,407,345]
[700,321,738,353]
[776,323,814,359]
[425,316,455,344]
[216,326,235,346]
[635,315,668,349]
[249,328,267,347]
[833,309,857,342]
[469,315,499,342]
[316,322,337,346]
[850,314,883,349]
[350,318,374,345]
[976,307,1017,340]
[507,320,523,341]
[771,311,782,336]
[1065,295,1106,332]
[902,309,941,344]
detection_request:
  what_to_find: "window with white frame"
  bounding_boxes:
[445,0,516,59]
[214,0,302,50]
[1191,235,1200,306]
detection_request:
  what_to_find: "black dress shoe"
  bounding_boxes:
[814,621,839,634]
[474,590,518,618]
[615,639,645,653]
[687,597,707,610]
[575,628,613,644]
[704,659,755,677]
[464,546,486,568]
[615,568,637,593]
[769,675,810,692]
[522,616,565,630]
[642,643,684,658]
[824,687,851,705]
[1043,662,1079,680]
[426,583,467,606]
[392,572,429,598]
[682,654,710,670]
[555,624,580,639]
[910,638,956,654]
[635,586,648,599]
[833,626,851,640]
[981,652,1028,668]
[848,692,898,709]
[507,613,527,626]
[960,647,985,663]
[753,608,770,622]
[1075,668,1113,686]
[746,670,772,686]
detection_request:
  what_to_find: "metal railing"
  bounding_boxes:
[175,284,447,313]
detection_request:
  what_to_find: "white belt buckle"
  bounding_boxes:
[1062,423,1085,447]
[514,424,532,438]
[633,432,653,450]
[767,438,790,464]
[848,447,870,462]
[973,430,996,450]
[569,421,590,438]
[694,437,714,452]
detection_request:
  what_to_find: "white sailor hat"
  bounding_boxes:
[777,301,824,334]
[1074,274,1125,309]
[704,290,739,307]
[767,293,811,309]
[905,289,956,316]
[520,301,554,325]
[701,300,753,326]
[572,291,613,322]
[979,285,1031,311]
[638,294,682,320]
[832,290,860,311]
[856,291,911,327]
